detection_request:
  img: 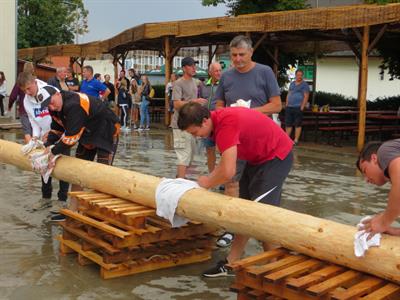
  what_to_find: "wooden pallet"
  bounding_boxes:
[56,191,216,278]
[228,248,400,300]
[57,235,211,279]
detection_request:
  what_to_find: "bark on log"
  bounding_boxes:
[1,138,400,283]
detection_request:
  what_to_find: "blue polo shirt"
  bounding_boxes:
[287,81,310,107]
[80,78,107,98]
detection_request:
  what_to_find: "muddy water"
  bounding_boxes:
[0,129,389,300]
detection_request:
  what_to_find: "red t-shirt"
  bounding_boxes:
[211,107,293,165]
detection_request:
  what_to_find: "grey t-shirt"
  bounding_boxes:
[378,138,400,178]
[171,77,199,129]
[214,63,281,108]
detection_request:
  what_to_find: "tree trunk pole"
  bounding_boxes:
[357,26,369,152]
[164,36,171,127]
[1,138,400,284]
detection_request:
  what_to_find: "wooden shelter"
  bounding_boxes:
[18,4,400,150]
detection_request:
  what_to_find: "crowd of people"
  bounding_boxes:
[0,34,399,279]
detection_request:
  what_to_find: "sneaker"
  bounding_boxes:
[133,124,138,129]
[202,260,233,278]
[49,200,66,214]
[31,198,52,211]
[216,232,234,248]
[137,127,144,131]
[50,213,66,222]
[145,126,150,131]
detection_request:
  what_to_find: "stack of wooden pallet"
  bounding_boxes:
[228,248,400,300]
[57,191,216,279]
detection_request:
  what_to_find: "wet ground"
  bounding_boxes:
[0,128,390,300]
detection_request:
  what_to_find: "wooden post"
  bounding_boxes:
[311,42,318,106]
[164,37,172,127]
[208,45,213,66]
[273,46,279,78]
[2,138,400,284]
[357,26,370,152]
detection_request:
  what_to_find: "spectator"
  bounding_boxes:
[47,67,68,91]
[171,57,207,178]
[128,68,139,129]
[65,68,80,91]
[0,71,6,116]
[118,86,132,132]
[165,73,178,127]
[285,69,310,145]
[138,75,152,131]
[80,65,110,100]
[103,74,115,103]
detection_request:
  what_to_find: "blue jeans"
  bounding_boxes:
[140,96,150,127]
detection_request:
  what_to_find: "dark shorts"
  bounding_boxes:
[285,106,303,127]
[239,151,293,206]
[75,138,119,166]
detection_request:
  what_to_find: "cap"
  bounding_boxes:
[35,85,59,109]
[181,57,199,67]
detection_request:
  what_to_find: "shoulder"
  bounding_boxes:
[254,63,273,74]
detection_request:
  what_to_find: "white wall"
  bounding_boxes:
[316,56,400,100]
[85,59,115,82]
[0,0,17,96]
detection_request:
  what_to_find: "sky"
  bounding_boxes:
[80,0,228,43]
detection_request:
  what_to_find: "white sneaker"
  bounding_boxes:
[137,127,144,131]
[49,200,67,214]
[31,198,52,211]
[145,126,150,131]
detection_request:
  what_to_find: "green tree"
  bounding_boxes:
[18,0,88,49]
[202,0,307,15]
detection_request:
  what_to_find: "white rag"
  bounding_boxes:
[354,216,381,257]
[155,178,200,228]
[230,99,251,108]
[29,150,61,184]
[21,139,45,155]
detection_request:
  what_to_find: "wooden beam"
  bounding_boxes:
[265,46,279,66]
[2,138,400,284]
[164,36,172,127]
[272,46,279,78]
[253,33,268,51]
[367,24,387,54]
[352,28,363,43]
[357,26,370,152]
[345,40,361,61]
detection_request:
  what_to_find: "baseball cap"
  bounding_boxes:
[181,57,199,67]
[35,85,59,109]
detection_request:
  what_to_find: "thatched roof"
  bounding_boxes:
[18,3,400,61]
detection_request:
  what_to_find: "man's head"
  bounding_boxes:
[357,142,387,186]
[208,62,222,82]
[82,65,94,80]
[177,102,212,138]
[66,67,74,79]
[37,85,63,111]
[295,69,304,81]
[104,74,111,82]
[17,72,38,97]
[56,67,67,80]
[181,57,198,78]
[119,70,126,78]
[128,68,135,77]
[229,35,253,72]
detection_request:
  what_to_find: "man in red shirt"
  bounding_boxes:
[178,102,293,277]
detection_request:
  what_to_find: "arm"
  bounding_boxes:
[215,99,225,110]
[364,157,400,235]
[101,88,111,101]
[301,92,310,111]
[197,146,237,189]
[8,84,19,110]
[253,95,282,115]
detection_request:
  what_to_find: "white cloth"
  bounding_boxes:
[155,178,200,228]
[354,216,381,257]
[29,149,60,184]
[230,99,251,108]
[21,139,45,155]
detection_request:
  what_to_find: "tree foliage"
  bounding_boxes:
[18,0,88,49]
[202,0,307,15]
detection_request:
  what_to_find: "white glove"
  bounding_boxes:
[29,149,60,183]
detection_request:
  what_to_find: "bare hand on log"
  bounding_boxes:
[362,213,391,239]
[197,175,211,189]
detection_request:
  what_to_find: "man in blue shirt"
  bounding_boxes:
[285,69,310,145]
[80,65,110,100]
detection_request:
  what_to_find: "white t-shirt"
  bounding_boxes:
[23,79,52,138]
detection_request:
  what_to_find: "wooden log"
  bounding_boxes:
[1,139,400,283]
